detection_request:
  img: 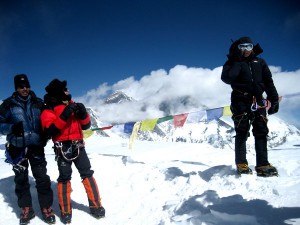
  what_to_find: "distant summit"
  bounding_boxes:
[104,91,134,104]
[86,91,300,150]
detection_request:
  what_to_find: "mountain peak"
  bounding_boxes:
[104,91,135,104]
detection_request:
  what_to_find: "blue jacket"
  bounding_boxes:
[0,91,45,148]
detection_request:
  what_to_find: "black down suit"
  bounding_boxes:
[221,38,279,167]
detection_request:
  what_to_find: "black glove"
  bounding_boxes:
[59,103,77,121]
[6,144,23,159]
[268,101,279,115]
[12,122,24,137]
[74,103,87,119]
[227,41,242,62]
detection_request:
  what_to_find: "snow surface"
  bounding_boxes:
[1,134,300,225]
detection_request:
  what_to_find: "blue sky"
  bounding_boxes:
[1,0,300,128]
[0,0,299,99]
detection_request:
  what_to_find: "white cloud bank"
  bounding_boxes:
[75,65,300,128]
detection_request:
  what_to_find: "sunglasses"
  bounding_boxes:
[238,43,253,51]
[17,85,30,89]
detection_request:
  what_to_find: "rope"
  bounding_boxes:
[54,141,83,162]
[250,97,271,112]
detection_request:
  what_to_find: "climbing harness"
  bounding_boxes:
[54,140,84,162]
[4,143,28,173]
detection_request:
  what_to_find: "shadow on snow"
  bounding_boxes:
[0,176,90,222]
[163,165,300,225]
[171,190,300,225]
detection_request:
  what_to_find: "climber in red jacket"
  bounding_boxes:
[40,79,105,224]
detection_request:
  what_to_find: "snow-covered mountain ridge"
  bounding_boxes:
[87,91,300,150]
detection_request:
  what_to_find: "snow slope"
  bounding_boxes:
[0,134,300,225]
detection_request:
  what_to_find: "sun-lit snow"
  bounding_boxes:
[1,124,300,225]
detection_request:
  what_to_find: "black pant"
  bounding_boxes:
[14,147,53,208]
[55,142,100,213]
[231,96,270,166]
[56,145,94,182]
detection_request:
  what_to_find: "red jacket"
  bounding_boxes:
[41,102,90,142]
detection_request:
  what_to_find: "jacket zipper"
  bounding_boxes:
[248,62,254,82]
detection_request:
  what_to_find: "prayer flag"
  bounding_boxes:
[186,111,206,123]
[140,118,158,131]
[124,122,136,134]
[174,113,188,128]
[129,122,141,150]
[207,108,223,121]
[157,115,173,124]
[83,129,94,139]
[222,106,232,116]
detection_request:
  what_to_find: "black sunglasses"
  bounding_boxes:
[17,85,30,89]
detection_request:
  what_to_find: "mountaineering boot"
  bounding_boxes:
[41,207,56,224]
[255,164,278,177]
[61,211,72,224]
[90,206,105,219]
[20,207,35,225]
[234,133,249,172]
[236,164,253,175]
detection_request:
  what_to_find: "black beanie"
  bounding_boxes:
[45,79,70,101]
[238,36,253,44]
[14,74,30,90]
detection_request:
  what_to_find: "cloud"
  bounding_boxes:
[270,66,300,95]
[75,65,300,128]
[270,66,300,128]
[76,83,111,105]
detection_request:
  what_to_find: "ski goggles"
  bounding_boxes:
[238,43,253,51]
